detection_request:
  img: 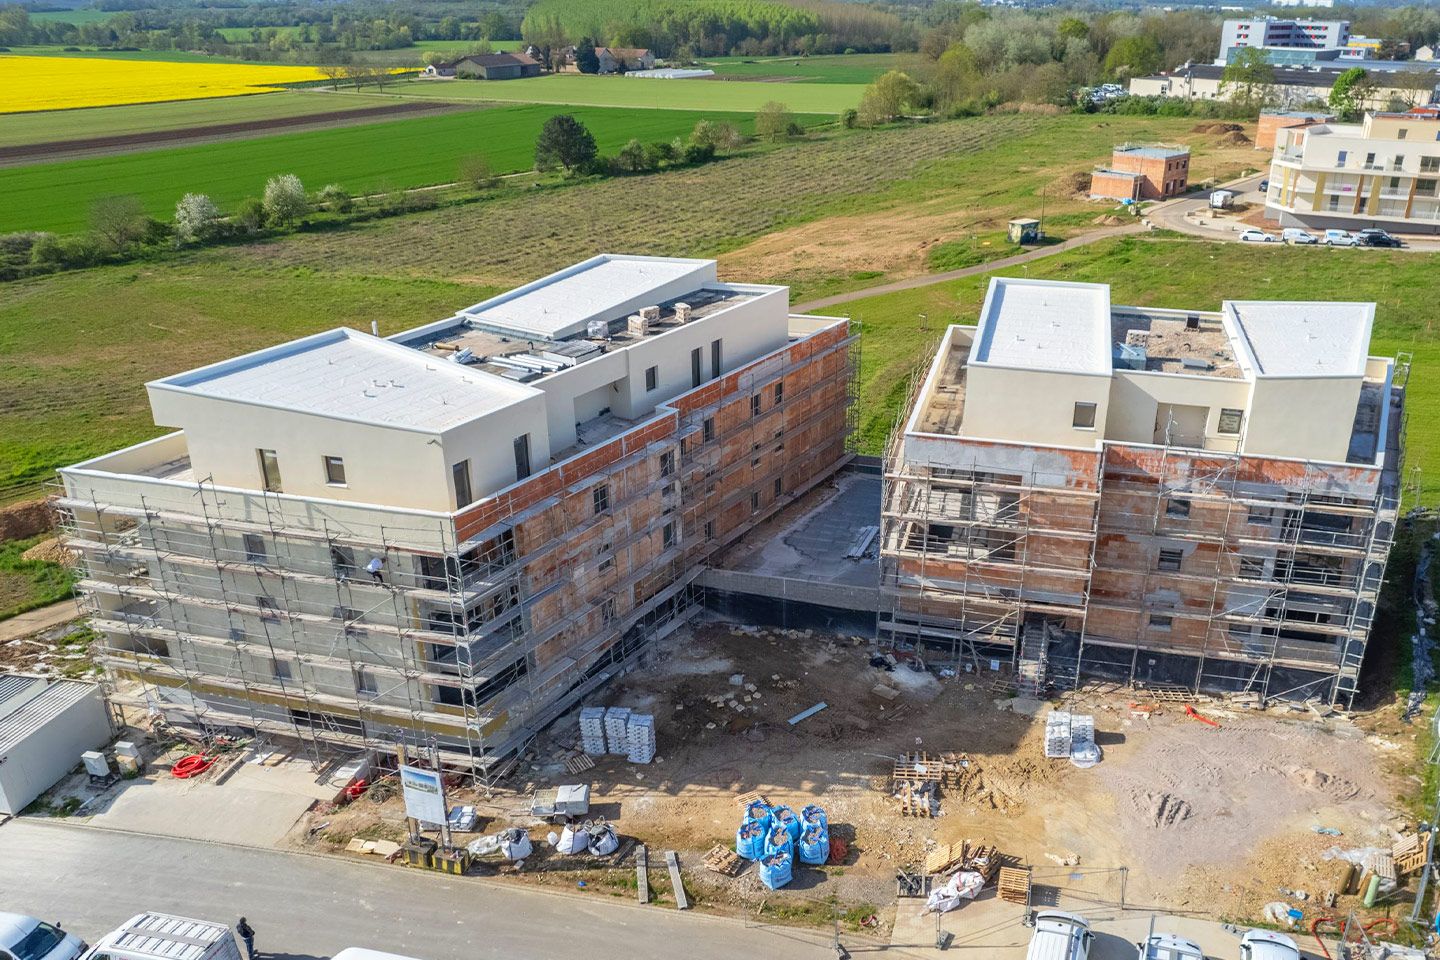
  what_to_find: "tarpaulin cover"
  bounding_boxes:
[799,825,830,865]
[759,851,793,890]
[737,819,767,860]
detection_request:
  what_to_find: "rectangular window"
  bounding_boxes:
[1072,402,1097,429]
[592,483,609,514]
[662,522,676,548]
[750,492,760,513]
[704,520,714,540]
[773,477,783,498]
[1399,129,1408,141]
[1419,179,1438,196]
[330,545,356,579]
[242,533,266,564]
[272,658,293,680]
[1166,499,1191,519]
[752,456,762,468]
[257,449,282,493]
[599,553,614,574]
[1157,548,1183,572]
[1365,152,1376,167]
[660,450,675,478]
[355,667,378,695]
[645,365,658,392]
[323,455,346,486]
[751,394,762,418]
[1148,615,1173,631]
[1217,408,1243,434]
[711,339,723,379]
[453,460,473,509]
[691,347,703,387]
[774,381,784,405]
[1337,150,1348,166]
[702,417,715,443]
[513,435,531,481]
[1422,157,1440,174]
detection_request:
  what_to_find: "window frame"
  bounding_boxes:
[1157,548,1184,572]
[1217,408,1244,435]
[257,448,282,493]
[645,365,658,392]
[592,483,610,515]
[513,434,531,481]
[453,460,474,509]
[1072,402,1097,430]
[691,347,703,387]
[242,532,266,564]
[323,455,347,486]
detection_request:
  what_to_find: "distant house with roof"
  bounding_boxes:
[1090,143,1190,201]
[423,52,542,80]
[597,47,656,73]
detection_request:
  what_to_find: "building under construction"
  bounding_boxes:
[58,255,856,776]
[880,277,1407,707]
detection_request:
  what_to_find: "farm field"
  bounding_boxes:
[0,54,335,111]
[0,91,427,151]
[699,52,924,84]
[27,9,115,24]
[0,103,782,233]
[0,46,293,65]
[365,73,866,113]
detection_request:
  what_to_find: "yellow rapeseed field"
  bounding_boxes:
[1,55,336,112]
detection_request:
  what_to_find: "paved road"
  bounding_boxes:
[791,223,1146,314]
[0,820,853,960]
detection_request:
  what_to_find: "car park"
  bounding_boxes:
[1281,228,1317,244]
[1239,229,1278,243]
[1356,228,1402,248]
[1026,911,1093,960]
[1324,229,1359,246]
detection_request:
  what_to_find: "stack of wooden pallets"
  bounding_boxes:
[1394,832,1429,876]
[702,844,746,877]
[924,839,1000,881]
[998,866,1032,905]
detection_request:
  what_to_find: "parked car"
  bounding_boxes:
[1137,932,1204,960]
[1356,228,1402,248]
[1238,929,1301,960]
[1239,229,1278,243]
[1258,178,1270,192]
[1324,229,1359,246]
[0,914,85,960]
[79,914,239,960]
[1026,911,1093,960]
[1282,228,1318,244]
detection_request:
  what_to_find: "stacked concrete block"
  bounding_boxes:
[604,706,632,755]
[626,713,656,764]
[579,706,607,756]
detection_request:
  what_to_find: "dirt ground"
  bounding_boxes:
[289,622,1422,934]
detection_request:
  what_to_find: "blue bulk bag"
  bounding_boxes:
[764,824,793,857]
[736,818,766,861]
[746,800,772,830]
[771,805,801,843]
[801,804,827,830]
[759,850,793,890]
[798,825,829,865]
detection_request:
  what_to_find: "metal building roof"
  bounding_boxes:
[0,677,101,755]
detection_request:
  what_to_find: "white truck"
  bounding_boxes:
[1209,189,1237,209]
[79,915,241,960]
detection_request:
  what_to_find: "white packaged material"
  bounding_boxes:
[626,713,656,764]
[499,828,533,861]
[604,706,632,755]
[556,825,589,855]
[579,705,607,756]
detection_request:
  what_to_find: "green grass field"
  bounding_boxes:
[26,9,115,25]
[699,53,921,84]
[366,74,865,114]
[0,91,412,149]
[0,103,780,233]
[838,236,1440,501]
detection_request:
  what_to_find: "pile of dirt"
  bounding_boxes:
[1193,122,1243,134]
[1219,130,1253,146]
[21,538,78,566]
[1050,170,1092,197]
[1092,214,1127,226]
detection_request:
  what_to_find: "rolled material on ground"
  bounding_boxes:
[1364,873,1381,907]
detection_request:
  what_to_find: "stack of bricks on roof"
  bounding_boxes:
[57,254,1407,776]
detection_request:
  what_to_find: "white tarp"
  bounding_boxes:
[925,871,985,913]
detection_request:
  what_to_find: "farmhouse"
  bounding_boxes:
[425,52,542,81]
[597,47,656,73]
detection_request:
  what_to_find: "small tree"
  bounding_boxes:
[1103,35,1162,80]
[90,195,147,250]
[318,184,354,213]
[316,47,349,90]
[690,119,743,152]
[754,101,795,141]
[616,138,651,173]
[534,114,598,173]
[263,174,308,227]
[458,154,498,190]
[173,193,221,244]
[576,37,599,74]
[1329,67,1375,121]
[857,70,920,126]
[1221,46,1276,113]
[235,197,266,233]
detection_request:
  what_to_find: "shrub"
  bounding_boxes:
[754,101,795,141]
[682,142,715,165]
[90,194,147,251]
[457,155,498,191]
[31,233,102,268]
[262,174,308,227]
[840,108,858,129]
[235,197,267,232]
[318,184,355,212]
[691,119,744,152]
[616,138,652,173]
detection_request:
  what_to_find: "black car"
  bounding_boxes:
[1357,229,1402,248]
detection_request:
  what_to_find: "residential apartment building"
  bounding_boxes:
[880,277,1406,707]
[1219,17,1350,63]
[58,255,856,775]
[1090,144,1190,202]
[1266,107,1440,233]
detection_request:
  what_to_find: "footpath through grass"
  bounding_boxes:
[366,74,866,114]
[0,103,779,233]
[838,235,1440,501]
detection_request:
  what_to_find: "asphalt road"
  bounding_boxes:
[0,820,854,960]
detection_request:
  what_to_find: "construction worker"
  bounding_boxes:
[365,555,385,584]
[235,918,255,958]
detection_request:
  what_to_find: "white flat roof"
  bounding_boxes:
[1224,300,1373,378]
[463,254,716,339]
[969,277,1112,376]
[151,328,537,432]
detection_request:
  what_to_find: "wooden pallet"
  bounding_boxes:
[1136,682,1192,703]
[896,780,936,817]
[564,753,596,775]
[893,752,945,784]
[1394,833,1429,875]
[998,866,1031,905]
[988,676,1017,695]
[925,840,999,879]
[736,791,770,810]
[702,844,746,877]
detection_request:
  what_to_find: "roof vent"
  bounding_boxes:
[674,302,693,323]
[587,320,610,340]
[628,314,650,337]
[639,305,661,322]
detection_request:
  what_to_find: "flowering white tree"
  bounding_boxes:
[262,174,308,227]
[173,193,221,244]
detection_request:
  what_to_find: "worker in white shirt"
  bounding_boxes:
[366,556,385,584]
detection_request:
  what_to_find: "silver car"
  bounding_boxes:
[0,914,86,960]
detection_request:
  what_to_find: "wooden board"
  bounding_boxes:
[998,866,1031,905]
[666,850,690,910]
[736,790,769,810]
[703,844,745,877]
[636,844,650,904]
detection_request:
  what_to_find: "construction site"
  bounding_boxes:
[34,262,1440,955]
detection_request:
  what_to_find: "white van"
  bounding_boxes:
[80,915,240,960]
[0,914,85,960]
[1026,911,1093,960]
[1238,930,1301,960]
[333,950,425,960]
